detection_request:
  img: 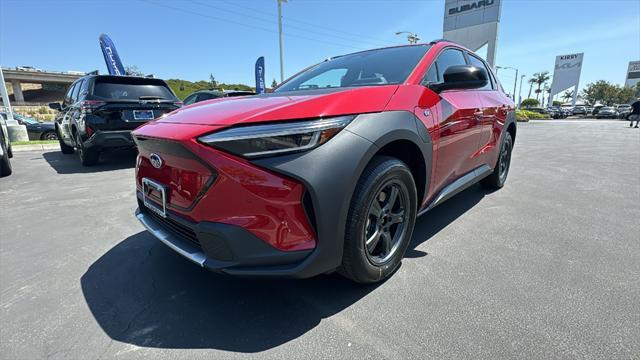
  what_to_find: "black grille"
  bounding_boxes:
[145,208,201,248]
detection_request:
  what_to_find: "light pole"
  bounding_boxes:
[496,66,518,101]
[277,0,287,83]
[518,74,526,108]
[395,31,419,44]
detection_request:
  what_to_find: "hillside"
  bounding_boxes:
[166,79,254,100]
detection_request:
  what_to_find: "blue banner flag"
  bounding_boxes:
[255,56,266,94]
[99,34,126,76]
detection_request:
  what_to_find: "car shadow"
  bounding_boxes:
[42,150,137,174]
[80,184,486,353]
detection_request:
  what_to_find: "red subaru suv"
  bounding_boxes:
[133,40,515,283]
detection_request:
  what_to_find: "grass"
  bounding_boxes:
[11,140,58,146]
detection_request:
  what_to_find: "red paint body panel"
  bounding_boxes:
[135,126,316,251]
[157,85,399,126]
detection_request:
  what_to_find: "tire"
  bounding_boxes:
[0,136,12,177]
[481,132,514,189]
[41,131,58,141]
[7,142,12,158]
[340,156,417,284]
[75,132,99,166]
[58,128,74,154]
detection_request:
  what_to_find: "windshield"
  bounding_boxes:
[92,78,177,101]
[275,45,430,93]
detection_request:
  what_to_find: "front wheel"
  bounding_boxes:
[482,132,513,189]
[42,131,58,141]
[340,156,417,283]
[58,128,74,154]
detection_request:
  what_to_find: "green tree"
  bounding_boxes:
[125,65,144,77]
[552,100,562,106]
[521,98,539,108]
[562,90,574,103]
[527,77,536,99]
[581,80,635,105]
[271,79,278,88]
[532,72,551,102]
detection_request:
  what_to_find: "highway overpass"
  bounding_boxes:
[2,68,83,104]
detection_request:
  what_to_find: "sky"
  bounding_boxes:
[1,0,639,98]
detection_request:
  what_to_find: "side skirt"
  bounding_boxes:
[418,164,493,216]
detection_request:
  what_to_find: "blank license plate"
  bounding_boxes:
[133,110,155,120]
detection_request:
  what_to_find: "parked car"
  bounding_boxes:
[526,107,548,115]
[0,114,12,177]
[592,105,604,116]
[616,104,632,119]
[10,114,57,140]
[132,40,516,283]
[596,106,618,119]
[182,89,256,105]
[547,107,568,119]
[50,75,182,166]
[572,105,587,115]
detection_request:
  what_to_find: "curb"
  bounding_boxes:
[11,144,59,152]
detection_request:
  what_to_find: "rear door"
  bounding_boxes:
[428,48,483,195]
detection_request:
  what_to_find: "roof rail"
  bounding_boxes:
[86,70,99,75]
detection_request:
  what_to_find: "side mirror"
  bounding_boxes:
[430,65,488,92]
[48,102,62,111]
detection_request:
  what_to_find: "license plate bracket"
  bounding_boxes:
[133,110,155,120]
[142,177,167,218]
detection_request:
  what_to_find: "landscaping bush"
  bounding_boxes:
[521,98,539,108]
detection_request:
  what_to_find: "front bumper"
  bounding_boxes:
[85,130,135,149]
[135,204,313,276]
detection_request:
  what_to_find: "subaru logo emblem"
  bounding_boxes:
[149,153,163,169]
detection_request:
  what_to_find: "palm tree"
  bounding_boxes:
[532,71,551,102]
[527,78,536,99]
[562,90,574,103]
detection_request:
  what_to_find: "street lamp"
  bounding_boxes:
[277,0,288,83]
[518,74,526,108]
[496,66,518,101]
[395,31,419,44]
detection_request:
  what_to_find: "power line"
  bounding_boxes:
[139,0,368,51]
[188,0,390,48]
[218,0,392,47]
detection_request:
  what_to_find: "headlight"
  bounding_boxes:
[198,115,354,158]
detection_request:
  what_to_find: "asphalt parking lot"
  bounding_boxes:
[1,119,639,359]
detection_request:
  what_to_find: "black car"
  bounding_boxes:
[11,114,57,140]
[182,89,255,105]
[50,75,181,166]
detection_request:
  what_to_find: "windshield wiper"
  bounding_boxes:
[139,96,167,100]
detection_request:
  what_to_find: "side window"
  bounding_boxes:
[423,63,439,85]
[435,49,467,82]
[198,93,218,102]
[78,79,90,100]
[183,94,197,105]
[466,54,493,90]
[71,80,82,103]
[63,83,76,106]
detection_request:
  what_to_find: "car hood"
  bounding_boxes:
[156,86,399,126]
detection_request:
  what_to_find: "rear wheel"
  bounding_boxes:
[482,132,513,189]
[340,156,417,283]
[58,127,74,154]
[75,132,99,166]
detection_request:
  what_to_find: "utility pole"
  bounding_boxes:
[518,74,525,108]
[395,31,419,44]
[277,0,287,83]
